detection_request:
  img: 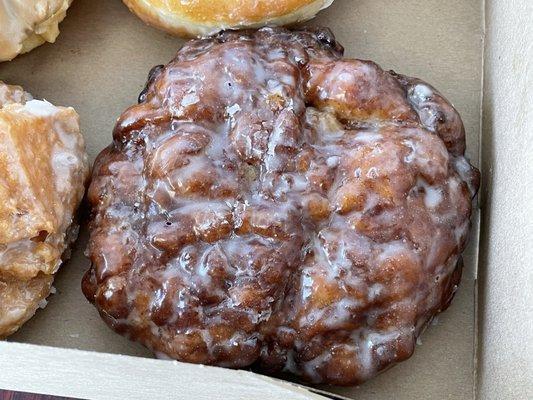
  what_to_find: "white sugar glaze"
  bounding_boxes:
[83,28,480,385]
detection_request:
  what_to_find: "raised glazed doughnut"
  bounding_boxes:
[122,0,334,37]
[83,27,480,385]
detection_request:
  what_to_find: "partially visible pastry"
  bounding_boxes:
[0,274,54,338]
[0,0,74,62]
[0,82,89,338]
[122,0,334,37]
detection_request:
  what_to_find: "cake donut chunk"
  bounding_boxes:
[83,27,480,385]
[0,82,89,338]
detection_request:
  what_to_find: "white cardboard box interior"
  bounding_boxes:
[0,0,531,399]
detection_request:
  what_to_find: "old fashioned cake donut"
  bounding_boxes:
[0,81,89,338]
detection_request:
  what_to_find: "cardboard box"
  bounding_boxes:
[0,0,531,398]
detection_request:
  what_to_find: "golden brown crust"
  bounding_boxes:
[0,112,60,244]
[141,0,319,23]
[0,273,53,339]
[123,0,334,37]
[0,81,89,337]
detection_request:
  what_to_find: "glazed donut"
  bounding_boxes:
[0,81,89,338]
[83,27,480,385]
[0,0,73,62]
[122,0,334,37]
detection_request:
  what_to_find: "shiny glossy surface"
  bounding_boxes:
[83,27,480,385]
[122,0,334,37]
[0,82,89,338]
